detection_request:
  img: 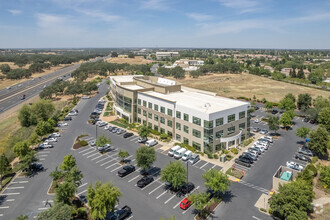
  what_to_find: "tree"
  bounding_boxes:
[171,66,185,79]
[0,154,12,188]
[0,64,10,74]
[30,99,55,123]
[60,154,76,172]
[15,215,28,220]
[138,125,150,139]
[55,181,76,205]
[296,127,310,140]
[18,104,32,127]
[308,126,329,157]
[161,161,186,190]
[318,107,330,131]
[65,166,83,187]
[297,68,305,79]
[269,179,314,220]
[111,52,118,57]
[136,146,156,171]
[202,169,230,195]
[13,141,30,159]
[118,150,129,162]
[319,165,330,188]
[279,112,293,129]
[87,181,122,220]
[308,70,324,84]
[188,192,210,215]
[20,150,38,172]
[95,134,111,147]
[35,120,53,136]
[297,93,312,112]
[265,102,273,112]
[37,202,73,220]
[50,166,64,181]
[278,97,295,111]
[268,115,280,135]
[284,93,296,103]
[128,53,135,58]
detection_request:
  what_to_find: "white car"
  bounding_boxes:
[104,125,112,130]
[52,132,61,137]
[260,129,268,134]
[286,161,304,171]
[96,121,107,127]
[253,145,265,152]
[98,144,111,152]
[262,136,273,143]
[58,122,68,127]
[89,140,96,147]
[82,96,90,99]
[38,143,53,149]
[47,137,57,142]
[254,119,261,123]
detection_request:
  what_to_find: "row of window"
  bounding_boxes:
[214,122,246,140]
[175,134,201,150]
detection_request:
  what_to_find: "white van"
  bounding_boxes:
[174,148,187,159]
[168,145,181,157]
[145,139,158,147]
[182,150,192,161]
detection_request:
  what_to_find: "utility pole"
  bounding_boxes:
[186,161,188,183]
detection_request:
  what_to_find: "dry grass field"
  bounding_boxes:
[174,73,330,103]
[106,56,152,65]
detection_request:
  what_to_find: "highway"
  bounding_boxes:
[0,56,107,114]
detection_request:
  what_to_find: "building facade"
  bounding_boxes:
[109,75,250,153]
[156,52,179,60]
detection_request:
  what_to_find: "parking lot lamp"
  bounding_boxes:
[186,161,188,183]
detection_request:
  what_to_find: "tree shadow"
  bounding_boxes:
[0,195,7,205]
[221,190,235,203]
[296,141,305,145]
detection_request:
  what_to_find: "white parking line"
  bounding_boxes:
[38,151,50,154]
[78,183,88,189]
[126,216,133,220]
[0,214,3,216]
[100,158,118,166]
[173,200,181,209]
[200,162,209,169]
[148,183,164,195]
[95,157,108,163]
[38,207,49,210]
[105,162,120,170]
[6,186,24,189]
[156,191,167,199]
[6,199,15,202]
[141,177,161,191]
[79,147,94,154]
[211,164,216,169]
[0,206,9,209]
[42,200,54,203]
[110,165,123,172]
[192,160,201,167]
[82,150,96,156]
[77,189,87,196]
[86,153,99,158]
[91,155,103,161]
[38,154,48,157]
[182,203,193,214]
[1,192,20,196]
[11,181,28,184]
[164,194,176,204]
[39,158,45,161]
[130,137,139,142]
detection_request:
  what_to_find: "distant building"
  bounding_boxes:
[156,52,179,60]
[281,68,292,76]
[164,59,204,71]
[118,55,128,58]
[264,66,274,73]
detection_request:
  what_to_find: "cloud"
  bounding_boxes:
[75,9,121,22]
[217,0,263,13]
[8,9,21,15]
[140,0,168,10]
[186,13,214,22]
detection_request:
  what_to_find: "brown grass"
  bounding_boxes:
[106,56,152,65]
[310,203,330,220]
[174,73,330,103]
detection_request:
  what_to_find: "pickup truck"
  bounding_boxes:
[109,205,132,220]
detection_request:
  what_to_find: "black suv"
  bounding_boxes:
[181,182,195,194]
[239,155,253,163]
[63,116,72,121]
[109,206,132,220]
[137,175,154,188]
[24,163,44,172]
[123,132,134,138]
[271,109,278,114]
[118,165,135,177]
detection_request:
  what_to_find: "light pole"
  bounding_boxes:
[96,125,98,138]
[186,161,189,183]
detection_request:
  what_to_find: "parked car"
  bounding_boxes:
[23,163,44,172]
[81,96,90,99]
[20,94,26,100]
[242,152,257,161]
[51,132,61,137]
[118,165,135,177]
[123,132,134,138]
[286,161,304,171]
[309,119,315,124]
[246,149,258,157]
[145,139,158,147]
[63,116,72,121]
[89,140,96,147]
[254,106,259,110]
[298,147,313,157]
[181,182,195,194]
[235,158,251,167]
[117,129,125,135]
[174,148,187,159]
[254,119,261,123]
[249,147,261,155]
[182,150,192,161]
[137,137,148,144]
[272,109,278,114]
[96,121,107,127]
[239,155,253,164]
[180,198,192,210]
[109,206,132,220]
[68,112,77,116]
[188,154,200,164]
[295,154,311,162]
[137,175,154,188]
[261,135,273,143]
[260,129,268,134]
[252,127,261,132]
[98,144,111,152]
[57,122,68,127]
[252,146,264,153]
[112,127,118,133]
[104,125,111,130]
[38,143,54,149]
[303,117,310,123]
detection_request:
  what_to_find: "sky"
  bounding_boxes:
[1,0,330,49]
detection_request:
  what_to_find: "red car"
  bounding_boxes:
[180,198,192,210]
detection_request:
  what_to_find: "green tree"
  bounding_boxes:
[87,181,122,220]
[265,102,273,112]
[297,68,305,79]
[15,215,28,220]
[20,150,38,172]
[50,166,64,181]
[128,52,135,58]
[202,169,230,195]
[118,150,129,162]
[161,161,186,190]
[0,154,12,188]
[171,66,185,79]
[30,99,55,123]
[318,107,330,131]
[296,127,310,140]
[55,181,76,205]
[308,126,329,157]
[0,64,11,74]
[284,93,296,103]
[13,141,30,159]
[319,165,330,188]
[279,112,293,129]
[268,115,280,135]
[37,202,73,220]
[35,121,53,136]
[308,70,324,84]
[138,125,151,139]
[136,146,156,171]
[278,97,296,111]
[60,154,76,172]
[111,52,118,57]
[188,192,210,216]
[65,166,83,187]
[269,180,314,220]
[18,104,32,127]
[297,93,312,112]
[95,134,111,147]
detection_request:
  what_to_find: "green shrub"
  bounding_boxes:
[226,155,233,161]
[213,154,219,159]
[243,138,253,147]
[223,149,230,154]
[80,140,88,146]
[150,129,161,135]
[103,112,110,116]
[77,207,87,218]
[268,208,273,214]
[305,164,317,177]
[311,156,318,164]
[260,208,267,212]
[237,96,250,101]
[160,133,168,140]
[207,153,213,159]
[230,148,238,154]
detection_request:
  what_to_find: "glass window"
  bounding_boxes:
[148,102,152,109]
[160,117,165,124]
[192,142,201,150]
[138,99,141,105]
[239,123,245,130]
[216,118,223,126]
[160,106,165,113]
[176,134,181,141]
[241,134,246,141]
[176,122,181,130]
[227,126,235,135]
[176,111,181,119]
[184,113,189,121]
[137,117,141,123]
[167,109,173,116]
[143,100,147,107]
[239,111,246,119]
[160,128,165,134]
[192,129,201,138]
[215,130,223,140]
[167,131,172,137]
[227,114,235,123]
[167,120,172,127]
[148,113,152,119]
[143,110,147,116]
[204,120,213,129]
[154,104,159,111]
[183,137,189,145]
[137,108,141,114]
[193,116,201,126]
[154,125,158,131]
[154,114,159,121]
[184,125,189,134]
